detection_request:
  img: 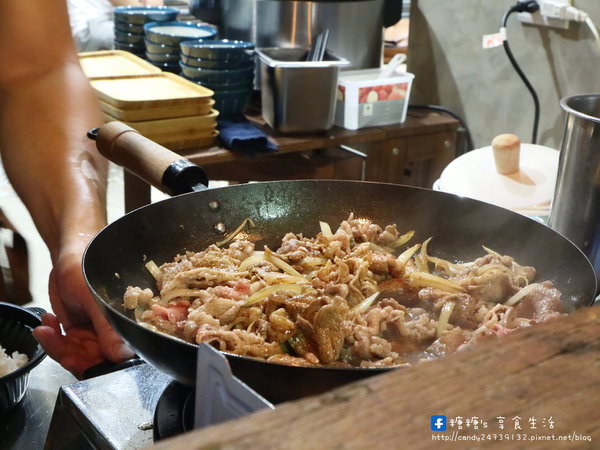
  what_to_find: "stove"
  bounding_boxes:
[44,345,274,449]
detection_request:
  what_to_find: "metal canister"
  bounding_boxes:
[257,47,349,133]
[549,94,600,278]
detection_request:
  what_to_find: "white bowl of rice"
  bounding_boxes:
[0,344,28,377]
[0,302,46,416]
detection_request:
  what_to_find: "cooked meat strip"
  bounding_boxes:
[513,281,563,322]
[426,328,471,357]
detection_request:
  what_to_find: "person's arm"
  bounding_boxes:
[0,0,132,374]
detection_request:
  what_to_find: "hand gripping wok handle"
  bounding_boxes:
[94,121,209,195]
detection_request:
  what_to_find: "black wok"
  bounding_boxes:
[83,123,596,403]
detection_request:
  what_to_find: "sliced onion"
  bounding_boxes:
[505,283,540,306]
[427,256,461,275]
[397,243,421,266]
[161,288,206,303]
[245,283,306,306]
[437,301,455,337]
[320,221,333,238]
[261,272,310,285]
[352,292,380,314]
[215,218,256,247]
[301,256,328,267]
[408,271,465,293]
[134,307,145,322]
[415,237,432,273]
[264,248,304,278]
[391,230,415,248]
[239,251,266,271]
[145,260,161,281]
[482,245,501,257]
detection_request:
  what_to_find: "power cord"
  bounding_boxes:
[500,1,541,144]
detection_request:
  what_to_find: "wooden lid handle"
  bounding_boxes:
[492,133,521,175]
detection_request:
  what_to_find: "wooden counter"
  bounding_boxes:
[122,110,459,211]
[152,306,600,449]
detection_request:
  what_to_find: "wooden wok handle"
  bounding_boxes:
[95,121,208,195]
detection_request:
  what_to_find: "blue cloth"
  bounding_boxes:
[218,119,278,156]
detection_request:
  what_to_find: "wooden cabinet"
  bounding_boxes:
[365,112,459,187]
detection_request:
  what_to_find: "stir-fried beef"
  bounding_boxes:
[123,214,566,368]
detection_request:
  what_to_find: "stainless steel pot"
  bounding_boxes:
[549,94,600,281]
[193,0,400,70]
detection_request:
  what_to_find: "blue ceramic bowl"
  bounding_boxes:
[113,6,179,25]
[194,78,253,91]
[213,88,252,119]
[146,51,180,63]
[180,39,254,61]
[114,21,145,35]
[114,41,146,56]
[144,39,179,55]
[179,62,254,84]
[149,61,180,73]
[144,21,216,46]
[180,54,254,70]
[114,30,145,45]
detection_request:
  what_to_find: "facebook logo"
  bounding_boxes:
[430,415,447,431]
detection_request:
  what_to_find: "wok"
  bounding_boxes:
[83,122,597,403]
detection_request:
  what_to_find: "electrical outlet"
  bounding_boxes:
[518,0,573,28]
[517,10,570,29]
[539,0,570,19]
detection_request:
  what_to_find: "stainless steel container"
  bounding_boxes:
[257,47,349,133]
[219,0,391,70]
[549,94,600,278]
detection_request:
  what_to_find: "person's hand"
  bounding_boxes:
[33,234,134,378]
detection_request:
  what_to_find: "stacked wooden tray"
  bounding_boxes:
[80,51,218,151]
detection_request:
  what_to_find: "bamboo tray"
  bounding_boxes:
[103,110,218,136]
[79,50,161,79]
[91,73,214,109]
[161,130,220,152]
[147,126,219,142]
[99,99,215,121]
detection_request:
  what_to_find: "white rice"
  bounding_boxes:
[0,345,28,377]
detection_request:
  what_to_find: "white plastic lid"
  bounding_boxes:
[436,143,559,215]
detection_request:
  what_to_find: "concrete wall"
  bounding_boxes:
[407,0,600,149]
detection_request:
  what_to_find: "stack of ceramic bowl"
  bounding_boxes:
[179,39,255,119]
[144,21,216,73]
[113,6,179,58]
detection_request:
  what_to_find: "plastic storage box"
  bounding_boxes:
[334,69,414,130]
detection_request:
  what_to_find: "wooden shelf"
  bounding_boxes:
[122,110,459,211]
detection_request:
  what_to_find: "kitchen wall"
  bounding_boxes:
[408,0,600,149]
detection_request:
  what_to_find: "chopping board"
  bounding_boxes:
[78,50,161,78]
[99,99,216,121]
[151,306,600,449]
[102,109,219,136]
[90,73,214,109]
